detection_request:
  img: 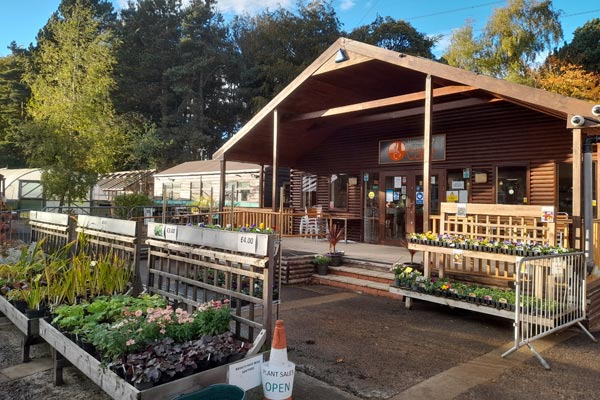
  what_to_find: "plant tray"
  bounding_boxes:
[390,286,515,319]
[38,319,264,400]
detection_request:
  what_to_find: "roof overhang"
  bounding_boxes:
[214,37,600,167]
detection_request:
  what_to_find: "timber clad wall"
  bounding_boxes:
[290,102,581,241]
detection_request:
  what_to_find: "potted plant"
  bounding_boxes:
[326,223,344,266]
[313,255,331,275]
[398,238,423,272]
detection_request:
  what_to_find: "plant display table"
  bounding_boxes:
[0,294,44,362]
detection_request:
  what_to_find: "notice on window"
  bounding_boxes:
[394,176,402,188]
[386,189,394,202]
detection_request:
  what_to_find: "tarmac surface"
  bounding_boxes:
[1,237,599,399]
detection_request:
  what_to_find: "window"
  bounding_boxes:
[558,162,596,217]
[330,174,348,209]
[302,174,317,208]
[497,166,527,205]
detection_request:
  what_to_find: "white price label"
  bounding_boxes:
[238,233,257,253]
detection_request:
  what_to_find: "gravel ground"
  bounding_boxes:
[1,284,599,400]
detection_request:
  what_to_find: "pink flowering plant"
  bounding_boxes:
[88,299,231,361]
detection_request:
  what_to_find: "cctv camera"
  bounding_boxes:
[571,115,585,127]
[592,105,600,117]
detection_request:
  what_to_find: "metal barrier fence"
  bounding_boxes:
[502,252,597,368]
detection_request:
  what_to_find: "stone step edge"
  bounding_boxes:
[313,273,393,292]
[329,265,394,280]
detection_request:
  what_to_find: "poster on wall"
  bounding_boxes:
[446,190,459,202]
[379,134,446,164]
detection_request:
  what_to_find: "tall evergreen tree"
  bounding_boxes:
[347,15,437,58]
[0,53,29,167]
[17,0,122,207]
[232,0,342,116]
[555,18,600,74]
[163,0,241,163]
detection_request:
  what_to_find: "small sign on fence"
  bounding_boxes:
[238,233,258,253]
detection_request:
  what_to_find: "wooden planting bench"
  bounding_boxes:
[390,202,563,319]
[39,222,275,400]
[0,295,45,362]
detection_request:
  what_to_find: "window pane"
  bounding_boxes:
[330,174,348,209]
[302,174,317,207]
[497,166,527,205]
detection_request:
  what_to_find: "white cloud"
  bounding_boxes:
[216,0,294,14]
[114,0,293,15]
[339,0,355,11]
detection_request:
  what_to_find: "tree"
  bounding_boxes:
[441,20,484,72]
[18,0,122,208]
[232,0,341,116]
[0,54,29,167]
[347,15,437,58]
[528,56,600,101]
[555,18,600,73]
[443,0,562,81]
[162,0,241,164]
[113,0,183,125]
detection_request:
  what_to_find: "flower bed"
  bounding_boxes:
[50,295,252,389]
[408,232,573,256]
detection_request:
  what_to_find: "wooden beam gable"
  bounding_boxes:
[283,85,480,122]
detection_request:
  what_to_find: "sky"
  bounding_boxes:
[0,0,598,58]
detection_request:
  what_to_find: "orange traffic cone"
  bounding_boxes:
[262,320,295,400]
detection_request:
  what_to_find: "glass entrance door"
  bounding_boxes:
[379,171,441,244]
[380,173,410,244]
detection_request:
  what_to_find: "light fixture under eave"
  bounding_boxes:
[334,48,348,63]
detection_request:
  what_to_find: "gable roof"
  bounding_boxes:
[214,37,600,166]
[155,160,260,176]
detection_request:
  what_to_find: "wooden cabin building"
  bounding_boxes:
[213,38,600,250]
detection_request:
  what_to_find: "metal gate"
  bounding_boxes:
[502,252,597,368]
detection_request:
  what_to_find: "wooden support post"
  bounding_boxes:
[259,164,265,209]
[272,110,279,228]
[219,159,226,225]
[132,219,144,294]
[272,110,279,212]
[423,74,433,233]
[52,348,67,386]
[573,128,582,249]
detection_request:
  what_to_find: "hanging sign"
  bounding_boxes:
[379,134,446,164]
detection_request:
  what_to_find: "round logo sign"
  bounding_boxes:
[388,141,406,161]
[368,191,375,199]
